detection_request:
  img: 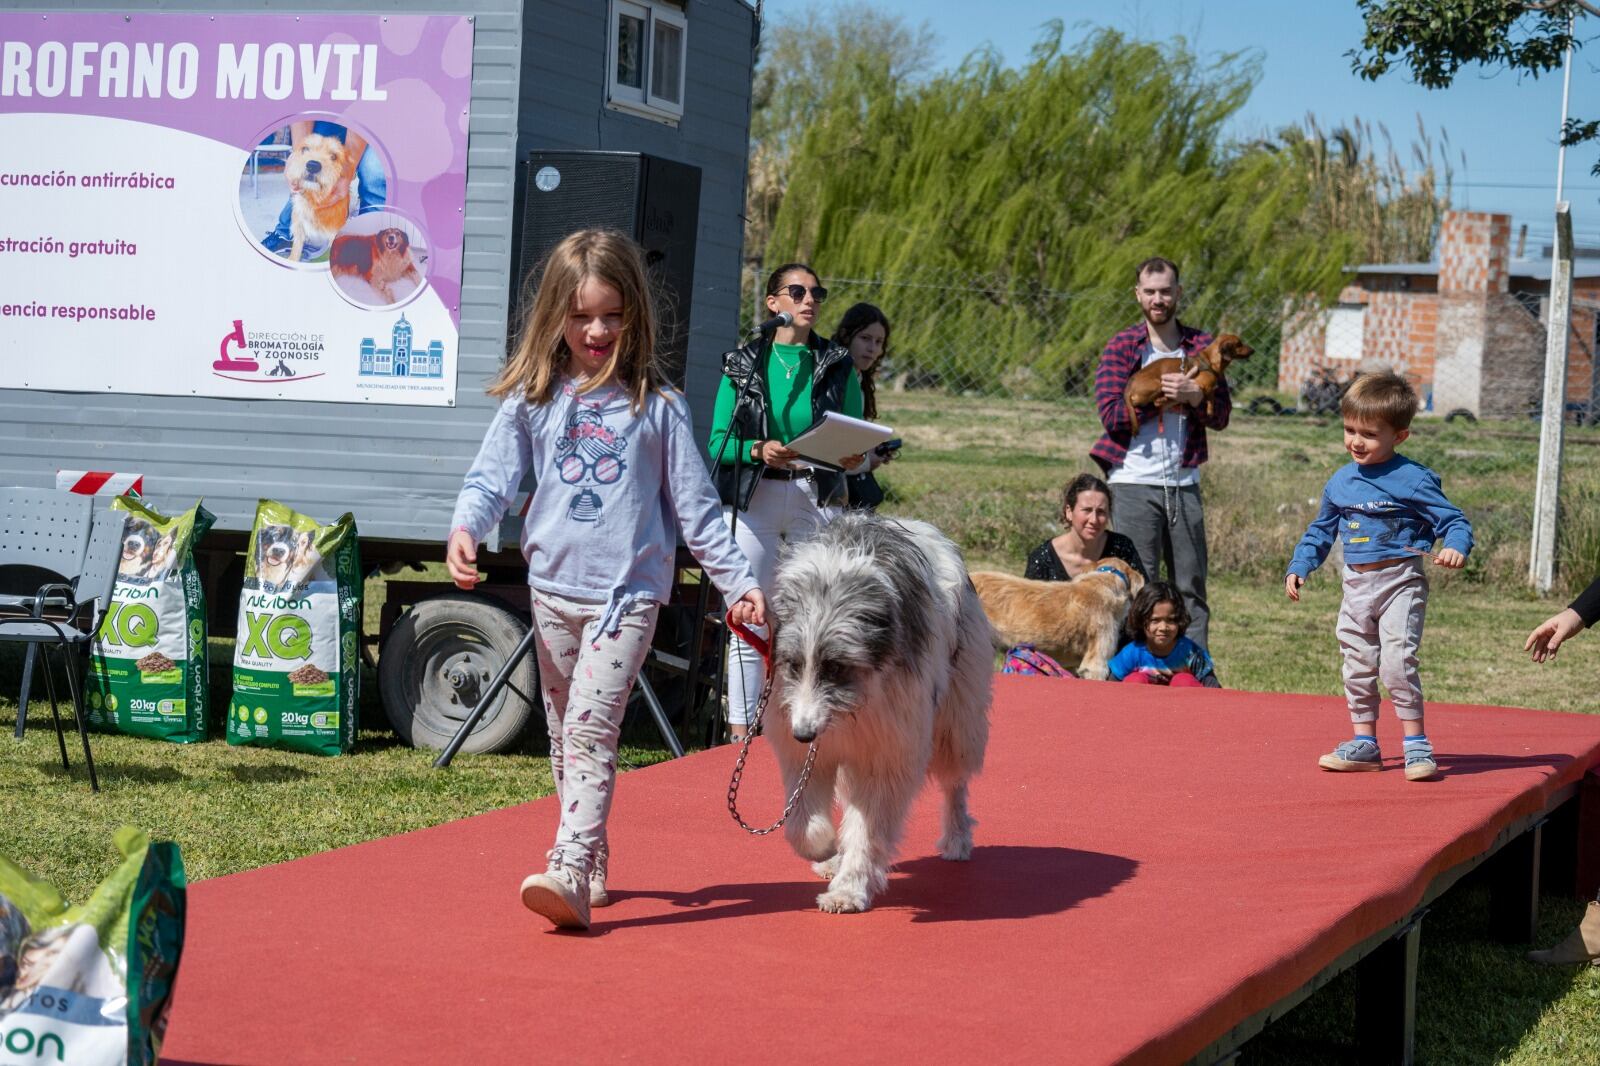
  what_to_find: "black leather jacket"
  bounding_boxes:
[714,332,855,510]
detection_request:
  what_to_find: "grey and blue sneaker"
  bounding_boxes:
[1403,737,1438,781]
[1318,736,1383,772]
[589,840,610,908]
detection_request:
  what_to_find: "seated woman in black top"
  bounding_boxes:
[1024,473,1148,583]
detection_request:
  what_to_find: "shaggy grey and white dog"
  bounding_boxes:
[767,512,992,913]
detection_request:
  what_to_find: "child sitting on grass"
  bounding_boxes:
[1285,369,1473,782]
[1108,581,1218,687]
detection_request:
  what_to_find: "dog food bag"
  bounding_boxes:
[228,501,360,756]
[87,499,214,744]
[0,826,186,1066]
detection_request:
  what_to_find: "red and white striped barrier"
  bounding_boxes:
[56,470,145,497]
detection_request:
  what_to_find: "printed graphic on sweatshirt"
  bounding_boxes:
[1342,504,1412,550]
[554,395,628,525]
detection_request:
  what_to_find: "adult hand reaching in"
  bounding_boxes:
[1525,607,1584,663]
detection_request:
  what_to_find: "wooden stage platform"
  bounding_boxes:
[159,679,1600,1065]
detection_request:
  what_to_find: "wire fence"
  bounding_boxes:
[742,264,1600,420]
[740,264,1600,593]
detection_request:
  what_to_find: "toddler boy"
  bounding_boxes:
[1285,370,1473,781]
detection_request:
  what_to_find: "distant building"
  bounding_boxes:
[1280,211,1600,418]
[359,315,445,379]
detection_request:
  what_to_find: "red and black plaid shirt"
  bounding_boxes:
[1090,320,1229,473]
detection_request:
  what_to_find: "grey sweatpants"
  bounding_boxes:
[1337,558,1428,723]
[530,588,660,871]
[1112,482,1210,649]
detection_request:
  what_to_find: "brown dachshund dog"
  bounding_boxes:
[1123,334,1253,432]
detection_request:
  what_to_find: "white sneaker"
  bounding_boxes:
[589,843,611,908]
[520,858,591,930]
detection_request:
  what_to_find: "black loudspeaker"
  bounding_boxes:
[516,151,702,387]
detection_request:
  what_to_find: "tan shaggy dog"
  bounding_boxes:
[285,133,353,262]
[1123,333,1253,432]
[970,557,1145,679]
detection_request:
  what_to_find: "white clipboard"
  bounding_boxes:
[785,411,894,472]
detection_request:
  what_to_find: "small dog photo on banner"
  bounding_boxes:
[240,118,390,265]
[328,211,429,308]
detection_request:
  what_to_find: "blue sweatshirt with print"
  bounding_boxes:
[1287,454,1474,579]
[1108,636,1216,682]
[451,380,758,634]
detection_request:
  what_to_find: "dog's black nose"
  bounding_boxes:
[305,160,321,175]
[793,728,816,743]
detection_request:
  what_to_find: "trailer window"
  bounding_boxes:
[616,9,645,90]
[608,0,686,124]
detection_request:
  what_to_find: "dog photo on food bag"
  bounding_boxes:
[285,132,353,262]
[118,517,170,584]
[764,512,992,914]
[253,524,314,593]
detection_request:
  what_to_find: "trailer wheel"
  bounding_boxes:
[379,593,536,754]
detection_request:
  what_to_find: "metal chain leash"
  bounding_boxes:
[725,617,819,835]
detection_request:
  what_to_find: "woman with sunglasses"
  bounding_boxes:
[708,262,867,739]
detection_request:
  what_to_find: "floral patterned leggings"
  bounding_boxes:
[529,588,659,872]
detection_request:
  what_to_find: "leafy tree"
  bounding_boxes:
[761,25,1451,392]
[1271,115,1454,264]
[746,3,938,259]
[1350,0,1599,172]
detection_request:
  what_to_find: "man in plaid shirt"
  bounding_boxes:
[1091,256,1229,649]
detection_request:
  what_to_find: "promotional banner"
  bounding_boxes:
[0,13,473,406]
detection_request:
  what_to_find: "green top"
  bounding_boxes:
[708,342,863,464]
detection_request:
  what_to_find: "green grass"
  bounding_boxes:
[0,644,674,896]
[2,390,1598,1062]
[876,390,1600,1063]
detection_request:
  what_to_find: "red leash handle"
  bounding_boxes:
[725,611,772,668]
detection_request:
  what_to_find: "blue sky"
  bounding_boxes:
[763,0,1600,255]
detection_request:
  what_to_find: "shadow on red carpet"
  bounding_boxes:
[596,844,1138,932]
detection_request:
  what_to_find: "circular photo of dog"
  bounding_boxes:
[237,117,389,267]
[326,211,429,308]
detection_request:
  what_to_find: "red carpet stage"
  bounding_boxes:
[160,680,1600,1065]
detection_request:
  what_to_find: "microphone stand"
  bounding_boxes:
[713,325,779,545]
[709,321,780,744]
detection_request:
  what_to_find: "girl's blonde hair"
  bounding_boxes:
[491,228,666,411]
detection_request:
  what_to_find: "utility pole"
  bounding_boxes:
[1531,205,1575,592]
[1529,7,1578,593]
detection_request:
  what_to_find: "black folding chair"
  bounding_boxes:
[0,488,124,791]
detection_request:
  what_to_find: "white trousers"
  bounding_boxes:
[723,475,837,725]
[1337,558,1428,723]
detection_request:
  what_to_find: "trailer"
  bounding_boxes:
[0,0,758,752]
